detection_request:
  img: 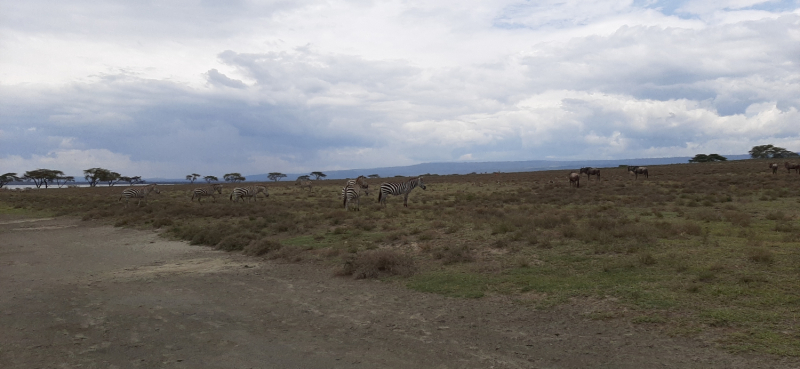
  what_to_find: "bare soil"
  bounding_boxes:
[1,216,795,368]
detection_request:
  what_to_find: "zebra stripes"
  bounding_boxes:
[230,186,269,202]
[378,177,426,208]
[119,184,160,207]
[191,184,223,203]
[341,176,369,198]
[343,185,369,211]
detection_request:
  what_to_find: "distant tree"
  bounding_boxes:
[268,172,287,182]
[297,175,311,181]
[310,171,327,180]
[84,168,117,187]
[749,144,799,159]
[367,174,380,178]
[186,173,201,183]
[204,175,219,183]
[55,175,75,188]
[0,173,20,189]
[689,154,727,163]
[224,173,245,183]
[119,176,144,186]
[23,169,63,188]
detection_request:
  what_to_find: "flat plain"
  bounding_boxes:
[1,159,799,367]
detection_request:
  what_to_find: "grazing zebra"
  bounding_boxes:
[295,179,313,192]
[628,166,649,179]
[340,175,369,198]
[569,172,580,188]
[378,176,426,208]
[119,184,160,207]
[785,162,800,174]
[229,186,269,202]
[343,185,370,211]
[769,163,779,174]
[191,184,223,203]
[580,167,600,180]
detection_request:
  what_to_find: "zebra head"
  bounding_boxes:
[257,185,269,197]
[150,184,161,194]
[213,184,223,194]
[416,176,426,190]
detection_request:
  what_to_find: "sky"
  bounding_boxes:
[1,0,799,179]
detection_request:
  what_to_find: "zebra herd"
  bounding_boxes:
[117,176,427,210]
[568,166,649,189]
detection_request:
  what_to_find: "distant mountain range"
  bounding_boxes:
[222,154,753,183]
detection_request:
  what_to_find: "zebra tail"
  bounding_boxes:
[343,195,347,208]
[378,190,382,203]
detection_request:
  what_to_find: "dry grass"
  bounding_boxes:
[3,159,800,356]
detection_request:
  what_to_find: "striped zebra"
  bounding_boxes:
[119,184,160,207]
[191,184,223,203]
[378,176,426,208]
[343,185,370,211]
[229,186,269,202]
[340,175,369,198]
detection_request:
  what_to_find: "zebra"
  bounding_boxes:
[580,167,600,180]
[343,185,370,211]
[628,166,649,179]
[569,172,580,188]
[230,186,269,202]
[191,184,223,203]
[295,178,313,192]
[785,162,800,174]
[340,175,369,199]
[378,176,426,208]
[119,184,160,207]
[769,163,779,174]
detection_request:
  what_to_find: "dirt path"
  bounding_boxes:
[1,217,795,368]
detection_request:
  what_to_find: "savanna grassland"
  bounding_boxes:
[2,159,799,357]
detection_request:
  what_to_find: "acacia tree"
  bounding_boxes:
[0,173,20,189]
[310,171,327,180]
[749,144,799,159]
[224,173,245,183]
[268,172,287,182]
[204,175,219,183]
[368,174,380,178]
[119,176,144,185]
[186,173,201,183]
[101,171,121,186]
[297,175,311,181]
[84,168,111,187]
[23,169,63,188]
[55,175,75,188]
[689,154,727,163]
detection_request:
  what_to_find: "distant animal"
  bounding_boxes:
[295,179,313,192]
[230,186,269,202]
[191,184,223,203]
[785,162,800,174]
[569,172,580,188]
[119,184,160,207]
[343,185,369,211]
[628,166,649,179]
[769,163,779,174]
[580,167,600,180]
[378,176,426,208]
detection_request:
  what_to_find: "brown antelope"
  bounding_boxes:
[785,162,800,174]
[627,166,649,179]
[569,172,580,188]
[769,163,779,174]
[580,167,600,180]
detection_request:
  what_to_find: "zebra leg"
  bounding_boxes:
[404,193,409,207]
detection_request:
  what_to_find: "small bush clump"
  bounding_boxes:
[339,249,417,279]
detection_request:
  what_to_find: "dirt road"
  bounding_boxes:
[1,217,794,368]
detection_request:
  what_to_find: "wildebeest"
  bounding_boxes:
[785,162,800,174]
[628,166,649,179]
[769,163,779,174]
[580,167,600,180]
[569,172,580,188]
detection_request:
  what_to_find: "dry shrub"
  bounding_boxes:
[674,222,703,236]
[433,244,475,265]
[690,209,722,222]
[244,238,283,256]
[765,210,789,221]
[747,247,774,264]
[723,210,751,227]
[216,232,259,251]
[339,249,417,279]
[532,213,571,229]
[152,217,173,228]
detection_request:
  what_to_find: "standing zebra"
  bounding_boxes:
[343,185,370,211]
[230,186,269,202]
[119,184,160,207]
[191,184,223,203]
[340,175,369,199]
[378,176,426,208]
[580,167,600,180]
[628,166,649,179]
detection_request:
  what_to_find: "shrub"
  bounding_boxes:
[244,238,283,256]
[339,249,417,279]
[216,233,259,251]
[747,247,774,264]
